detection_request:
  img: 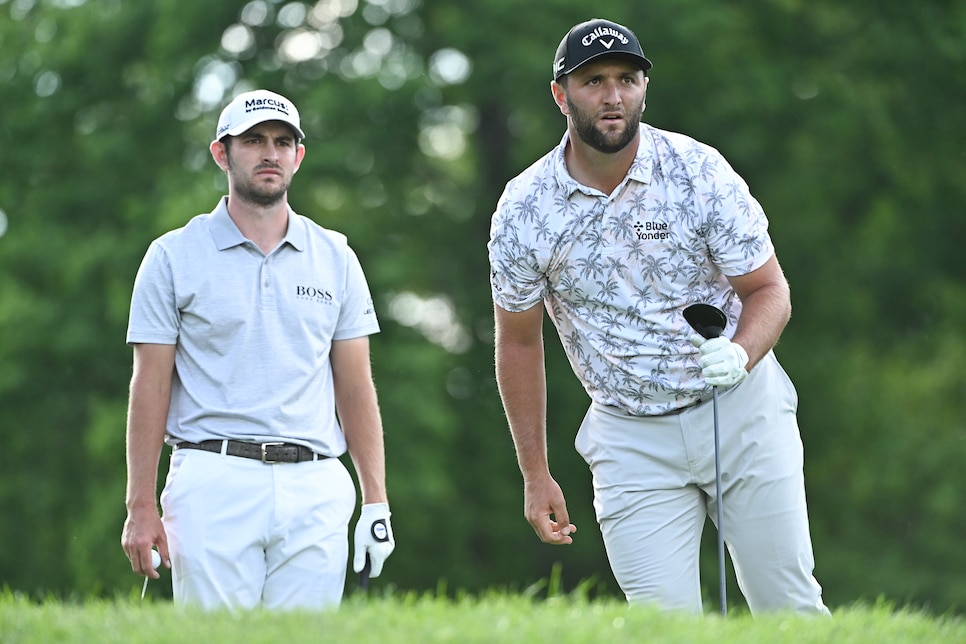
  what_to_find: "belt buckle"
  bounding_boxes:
[260,442,286,464]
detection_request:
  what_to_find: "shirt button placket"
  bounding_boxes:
[260,256,276,309]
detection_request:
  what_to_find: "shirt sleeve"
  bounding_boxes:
[333,245,380,340]
[696,147,775,277]
[487,186,549,312]
[126,241,180,345]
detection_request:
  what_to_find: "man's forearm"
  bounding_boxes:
[729,255,792,370]
[125,375,170,511]
[344,426,388,505]
[495,340,551,481]
[339,384,388,505]
[735,286,789,359]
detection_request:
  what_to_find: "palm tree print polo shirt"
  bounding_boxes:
[488,125,774,416]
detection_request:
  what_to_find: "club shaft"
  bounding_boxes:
[713,387,726,616]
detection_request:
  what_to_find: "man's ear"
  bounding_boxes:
[292,143,306,174]
[210,139,229,171]
[551,80,568,116]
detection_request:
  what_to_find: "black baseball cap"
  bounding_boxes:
[553,18,653,81]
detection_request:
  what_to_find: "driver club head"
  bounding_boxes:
[683,303,727,339]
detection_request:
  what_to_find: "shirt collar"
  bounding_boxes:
[553,126,655,197]
[208,196,306,252]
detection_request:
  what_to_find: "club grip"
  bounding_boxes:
[359,553,371,591]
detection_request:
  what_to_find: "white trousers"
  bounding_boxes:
[575,352,829,615]
[160,447,355,610]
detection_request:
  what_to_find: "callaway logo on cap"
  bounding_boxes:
[215,89,306,142]
[553,18,653,81]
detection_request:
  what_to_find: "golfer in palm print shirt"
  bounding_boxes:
[488,18,830,615]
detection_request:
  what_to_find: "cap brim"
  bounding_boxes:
[221,118,305,141]
[557,51,652,79]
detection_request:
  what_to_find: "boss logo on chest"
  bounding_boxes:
[296,285,335,303]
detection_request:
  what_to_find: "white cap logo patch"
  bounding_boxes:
[215,89,306,141]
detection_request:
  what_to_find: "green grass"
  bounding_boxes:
[1,590,963,644]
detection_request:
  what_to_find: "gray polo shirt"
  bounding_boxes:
[127,197,379,456]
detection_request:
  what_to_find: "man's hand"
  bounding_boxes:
[690,334,749,386]
[353,503,395,577]
[524,476,577,545]
[121,508,169,579]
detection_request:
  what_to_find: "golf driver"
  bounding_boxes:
[683,303,728,617]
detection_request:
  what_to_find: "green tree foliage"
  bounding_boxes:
[0,0,963,613]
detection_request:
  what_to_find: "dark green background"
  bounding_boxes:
[1,0,963,614]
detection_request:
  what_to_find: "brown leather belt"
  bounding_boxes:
[175,439,327,464]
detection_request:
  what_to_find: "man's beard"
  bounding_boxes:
[227,159,289,207]
[567,97,643,154]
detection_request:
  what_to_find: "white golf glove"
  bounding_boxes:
[690,334,749,387]
[353,502,395,577]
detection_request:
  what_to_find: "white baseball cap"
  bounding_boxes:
[215,89,306,141]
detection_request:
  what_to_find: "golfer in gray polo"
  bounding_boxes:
[121,90,394,610]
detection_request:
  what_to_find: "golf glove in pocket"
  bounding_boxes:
[353,502,395,577]
[690,334,749,387]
